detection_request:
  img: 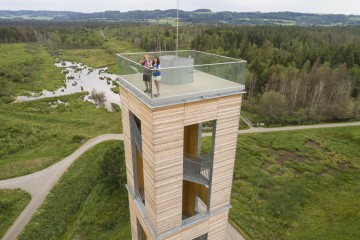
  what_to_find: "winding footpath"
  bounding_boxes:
[0,134,123,240]
[1,122,360,240]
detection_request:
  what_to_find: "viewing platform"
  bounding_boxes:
[116,50,246,108]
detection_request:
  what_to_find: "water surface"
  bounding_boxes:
[16,60,120,111]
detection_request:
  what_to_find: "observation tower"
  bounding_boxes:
[117,50,246,240]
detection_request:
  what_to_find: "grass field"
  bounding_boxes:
[0,93,122,180]
[13,126,360,240]
[19,141,130,240]
[230,126,360,239]
[0,189,31,238]
[57,39,140,73]
[0,43,64,102]
[147,18,181,26]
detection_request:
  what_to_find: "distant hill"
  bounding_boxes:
[0,9,360,26]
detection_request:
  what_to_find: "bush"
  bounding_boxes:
[99,144,126,189]
[71,135,86,143]
[89,89,106,108]
[110,87,119,94]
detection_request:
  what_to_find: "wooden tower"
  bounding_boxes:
[118,51,245,240]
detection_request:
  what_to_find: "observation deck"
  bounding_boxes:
[116,50,246,108]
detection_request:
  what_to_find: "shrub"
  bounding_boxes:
[111,87,119,95]
[71,135,86,143]
[89,89,106,108]
[99,144,126,189]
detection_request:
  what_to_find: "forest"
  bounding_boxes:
[1,22,360,125]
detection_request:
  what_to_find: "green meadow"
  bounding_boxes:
[230,126,360,239]
[19,141,130,240]
[0,93,121,180]
[0,40,129,180]
[15,126,360,239]
[0,43,64,103]
[57,39,140,73]
[0,189,31,238]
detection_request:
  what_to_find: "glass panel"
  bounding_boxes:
[116,50,246,102]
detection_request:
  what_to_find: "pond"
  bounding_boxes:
[16,60,120,111]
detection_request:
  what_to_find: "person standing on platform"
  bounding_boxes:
[139,54,152,93]
[152,57,161,97]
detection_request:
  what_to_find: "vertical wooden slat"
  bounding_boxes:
[183,124,198,156]
[208,210,229,240]
[153,104,184,234]
[209,95,241,212]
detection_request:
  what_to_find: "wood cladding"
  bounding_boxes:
[121,86,242,240]
[129,195,155,240]
[183,124,199,156]
[151,104,184,233]
[182,180,208,217]
[208,210,229,240]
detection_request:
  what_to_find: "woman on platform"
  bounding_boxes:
[152,57,161,97]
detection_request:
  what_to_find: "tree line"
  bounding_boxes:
[190,26,360,123]
[0,25,105,48]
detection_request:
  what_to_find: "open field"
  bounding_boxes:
[148,18,182,26]
[230,126,360,239]
[8,126,359,240]
[57,39,140,73]
[0,93,122,180]
[19,141,130,240]
[0,189,31,238]
[0,43,64,102]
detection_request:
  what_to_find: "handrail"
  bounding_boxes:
[183,153,212,186]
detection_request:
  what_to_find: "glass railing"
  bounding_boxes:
[116,50,246,104]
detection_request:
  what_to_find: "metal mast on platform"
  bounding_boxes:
[176,0,179,55]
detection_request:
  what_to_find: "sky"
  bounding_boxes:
[1,0,360,15]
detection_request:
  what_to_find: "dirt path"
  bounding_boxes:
[1,121,359,240]
[202,121,360,137]
[237,121,360,134]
